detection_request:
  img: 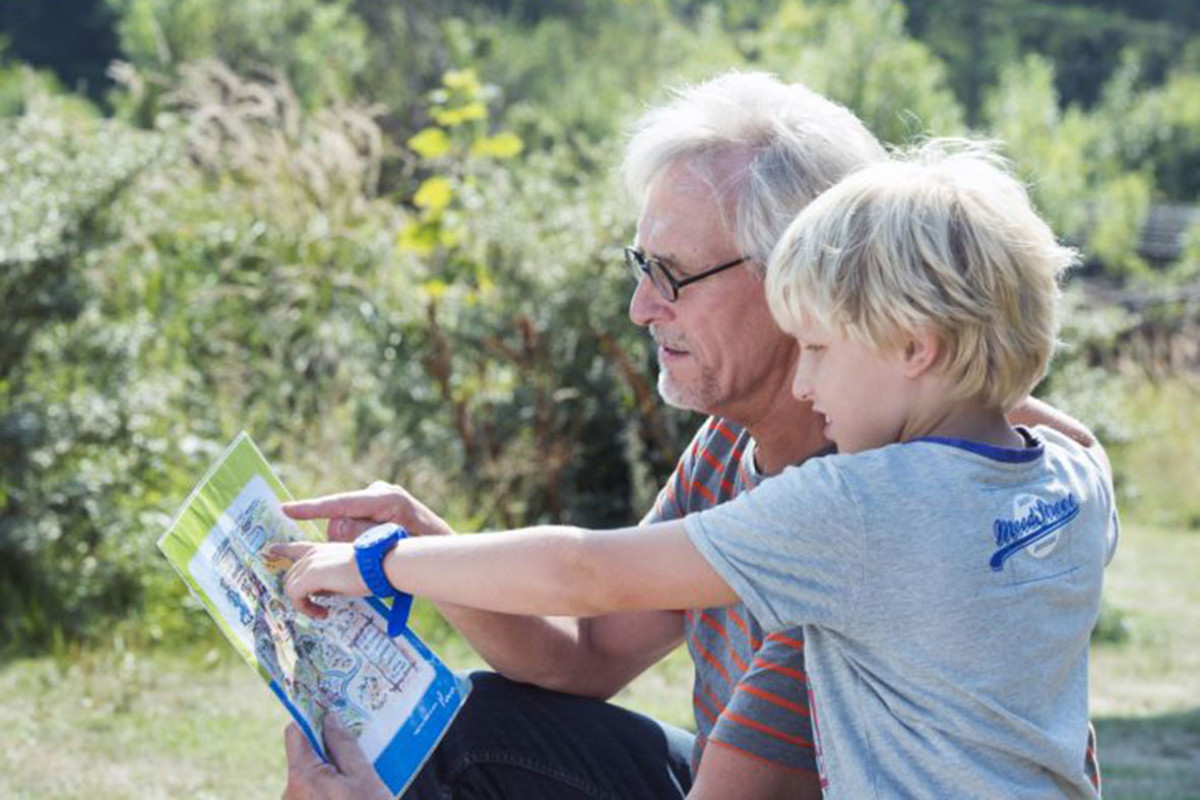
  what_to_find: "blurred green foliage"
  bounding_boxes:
[1,93,180,648]
[107,0,370,108]
[904,0,1200,122]
[2,0,1199,654]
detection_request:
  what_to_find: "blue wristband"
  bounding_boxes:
[353,524,413,637]
[386,586,413,638]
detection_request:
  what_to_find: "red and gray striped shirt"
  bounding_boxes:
[644,416,820,776]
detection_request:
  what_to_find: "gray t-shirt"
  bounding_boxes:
[684,426,1118,799]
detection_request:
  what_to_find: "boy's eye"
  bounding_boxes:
[803,344,826,353]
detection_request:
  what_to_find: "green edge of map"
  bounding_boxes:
[157,432,321,676]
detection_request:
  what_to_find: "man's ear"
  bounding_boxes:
[901,329,941,378]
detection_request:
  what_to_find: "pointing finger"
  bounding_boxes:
[284,572,330,620]
[282,490,396,522]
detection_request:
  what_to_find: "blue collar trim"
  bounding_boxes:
[912,429,1043,463]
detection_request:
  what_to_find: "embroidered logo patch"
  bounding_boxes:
[990,493,1080,572]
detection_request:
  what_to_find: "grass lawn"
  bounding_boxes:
[1087,377,1200,799]
[3,524,1196,798]
[1091,522,1200,799]
[3,381,1197,798]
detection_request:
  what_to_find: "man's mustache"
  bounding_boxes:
[649,326,690,352]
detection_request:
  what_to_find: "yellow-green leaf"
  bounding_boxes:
[443,69,480,93]
[421,279,448,300]
[438,225,461,249]
[407,127,451,159]
[476,271,496,295]
[413,176,453,213]
[397,221,439,256]
[471,132,524,159]
[433,102,487,127]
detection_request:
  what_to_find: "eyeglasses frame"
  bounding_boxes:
[624,246,750,302]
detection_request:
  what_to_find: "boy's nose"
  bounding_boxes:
[791,364,814,401]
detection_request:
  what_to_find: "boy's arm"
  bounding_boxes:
[275,521,739,619]
[283,485,685,698]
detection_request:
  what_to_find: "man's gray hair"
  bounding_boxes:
[622,71,886,270]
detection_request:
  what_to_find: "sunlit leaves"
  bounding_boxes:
[107,0,371,108]
[1088,173,1153,279]
[420,279,448,301]
[433,101,488,127]
[1,67,412,651]
[471,132,524,159]
[413,176,453,213]
[983,52,1166,275]
[442,69,480,93]
[753,0,964,144]
[397,68,525,275]
[407,127,451,159]
[397,220,440,256]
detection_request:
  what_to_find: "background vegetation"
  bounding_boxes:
[2,1,1198,796]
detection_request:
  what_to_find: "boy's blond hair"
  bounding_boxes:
[766,139,1078,411]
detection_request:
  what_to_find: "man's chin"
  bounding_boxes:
[657,373,711,413]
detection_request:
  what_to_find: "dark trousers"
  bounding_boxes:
[403,672,695,800]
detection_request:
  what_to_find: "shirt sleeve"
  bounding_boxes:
[1034,425,1120,566]
[684,456,866,633]
[641,419,712,526]
[706,630,818,774]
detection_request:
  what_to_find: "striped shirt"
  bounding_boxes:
[644,416,819,775]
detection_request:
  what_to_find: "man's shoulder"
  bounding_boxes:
[692,416,751,453]
[646,418,754,523]
[680,416,752,476]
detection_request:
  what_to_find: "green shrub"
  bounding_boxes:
[0,94,183,651]
[1,62,692,652]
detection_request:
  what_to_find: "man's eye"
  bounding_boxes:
[803,344,826,352]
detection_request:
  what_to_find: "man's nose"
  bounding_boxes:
[628,273,672,327]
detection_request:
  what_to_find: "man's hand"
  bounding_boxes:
[283,481,454,542]
[271,542,369,618]
[1007,396,1095,447]
[281,716,392,800]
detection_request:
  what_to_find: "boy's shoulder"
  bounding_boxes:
[805,428,1119,573]
[803,427,1111,507]
[1031,425,1111,477]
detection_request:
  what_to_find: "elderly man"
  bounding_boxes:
[280,72,1097,799]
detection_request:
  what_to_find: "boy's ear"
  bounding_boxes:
[901,329,942,378]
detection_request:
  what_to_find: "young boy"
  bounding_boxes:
[275,140,1118,797]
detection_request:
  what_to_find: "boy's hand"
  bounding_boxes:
[270,542,369,619]
[283,480,454,542]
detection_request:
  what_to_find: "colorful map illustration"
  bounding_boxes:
[159,433,468,793]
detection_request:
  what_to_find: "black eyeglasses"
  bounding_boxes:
[624,246,750,302]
